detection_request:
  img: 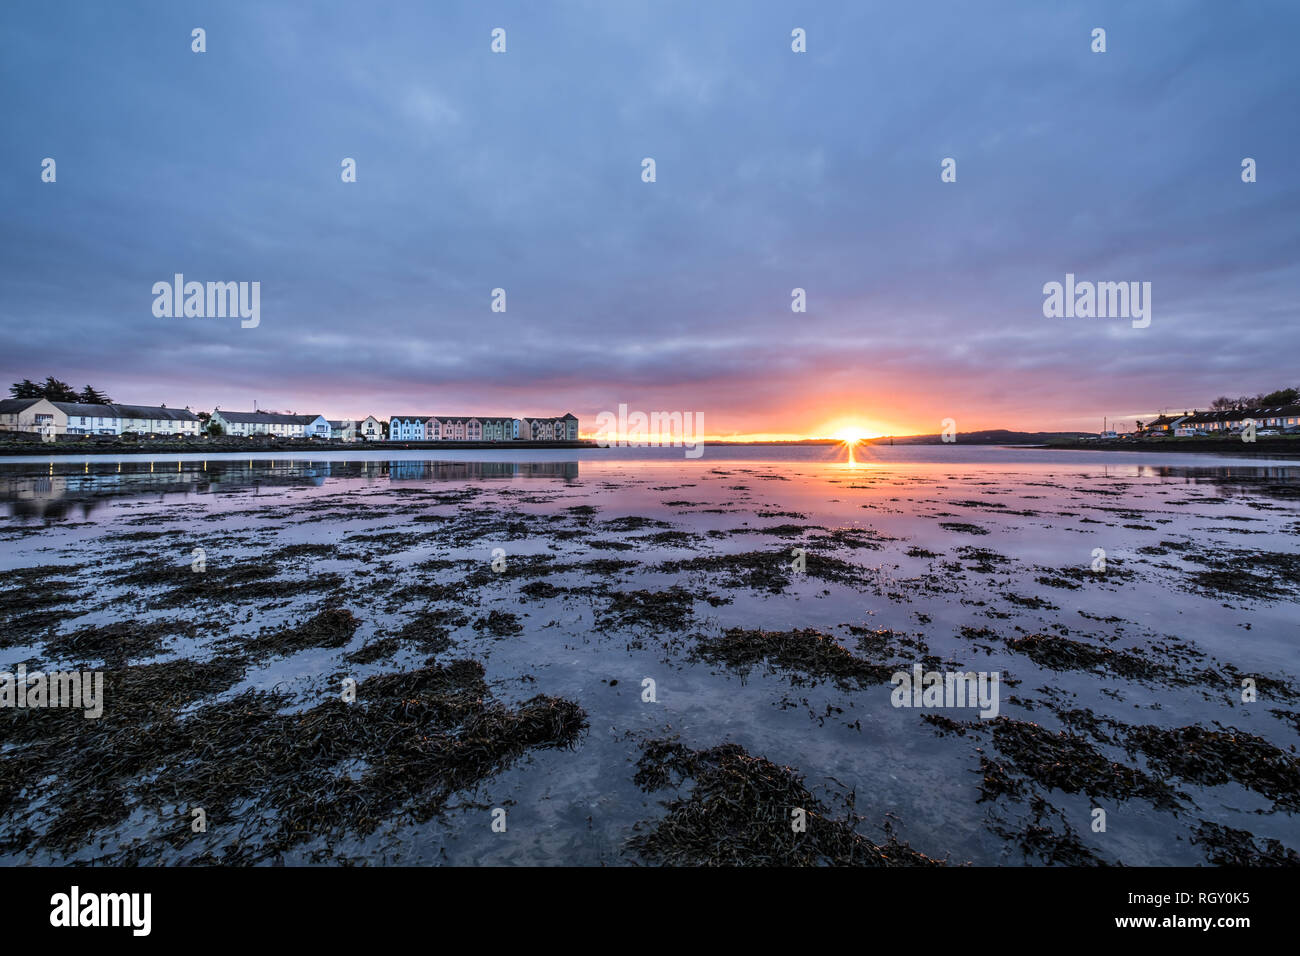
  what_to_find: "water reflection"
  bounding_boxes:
[1133,464,1300,502]
[0,459,582,521]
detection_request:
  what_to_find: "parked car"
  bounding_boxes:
[1258,428,1280,436]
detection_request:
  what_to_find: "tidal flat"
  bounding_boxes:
[0,445,1297,866]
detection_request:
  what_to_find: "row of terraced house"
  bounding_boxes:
[387,414,579,442]
[0,397,580,444]
[1139,403,1300,436]
[0,399,378,441]
[0,398,205,437]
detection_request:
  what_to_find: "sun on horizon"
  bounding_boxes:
[821,417,892,444]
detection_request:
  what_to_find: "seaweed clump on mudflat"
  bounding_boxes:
[627,738,943,866]
[597,587,696,631]
[692,627,898,689]
[981,717,1184,810]
[1004,633,1167,683]
[0,655,587,864]
[0,566,86,644]
[656,548,861,594]
[1181,547,1300,602]
[1192,821,1300,866]
[1119,723,1300,811]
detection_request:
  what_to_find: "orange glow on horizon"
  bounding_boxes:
[578,431,889,444]
[578,417,908,444]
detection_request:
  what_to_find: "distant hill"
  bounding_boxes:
[866,430,1094,445]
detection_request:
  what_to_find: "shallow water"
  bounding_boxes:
[2,445,1298,865]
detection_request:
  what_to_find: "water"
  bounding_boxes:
[1,445,1297,865]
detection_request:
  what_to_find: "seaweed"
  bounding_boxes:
[242,606,361,659]
[0,656,585,864]
[986,717,1183,809]
[1121,723,1300,810]
[693,627,898,689]
[598,588,695,632]
[1192,820,1300,866]
[628,739,943,866]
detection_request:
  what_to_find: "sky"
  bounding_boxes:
[2,1,1298,439]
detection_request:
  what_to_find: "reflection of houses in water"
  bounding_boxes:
[1135,464,1300,504]
[1,462,217,520]
[290,462,332,486]
[0,457,582,520]
[3,473,92,521]
[385,460,579,481]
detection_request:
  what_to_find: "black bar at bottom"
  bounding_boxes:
[6,865,1278,941]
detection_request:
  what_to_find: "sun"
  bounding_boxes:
[836,428,866,445]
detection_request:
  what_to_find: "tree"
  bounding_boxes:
[40,377,79,402]
[1255,387,1299,407]
[206,422,224,437]
[77,385,113,404]
[9,377,115,402]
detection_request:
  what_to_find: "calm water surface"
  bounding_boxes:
[2,445,1297,865]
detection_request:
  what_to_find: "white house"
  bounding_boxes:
[1179,404,1300,434]
[57,402,202,437]
[329,420,357,442]
[358,416,384,441]
[1,399,201,437]
[211,410,331,439]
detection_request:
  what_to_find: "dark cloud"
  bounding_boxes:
[1,0,1296,434]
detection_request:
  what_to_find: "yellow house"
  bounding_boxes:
[0,398,65,436]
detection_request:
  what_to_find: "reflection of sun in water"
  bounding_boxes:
[839,432,863,465]
[822,421,887,467]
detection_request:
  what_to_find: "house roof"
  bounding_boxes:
[1183,403,1300,424]
[0,398,42,414]
[52,402,200,421]
[215,411,323,425]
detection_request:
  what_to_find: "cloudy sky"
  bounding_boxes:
[2,1,1297,438]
